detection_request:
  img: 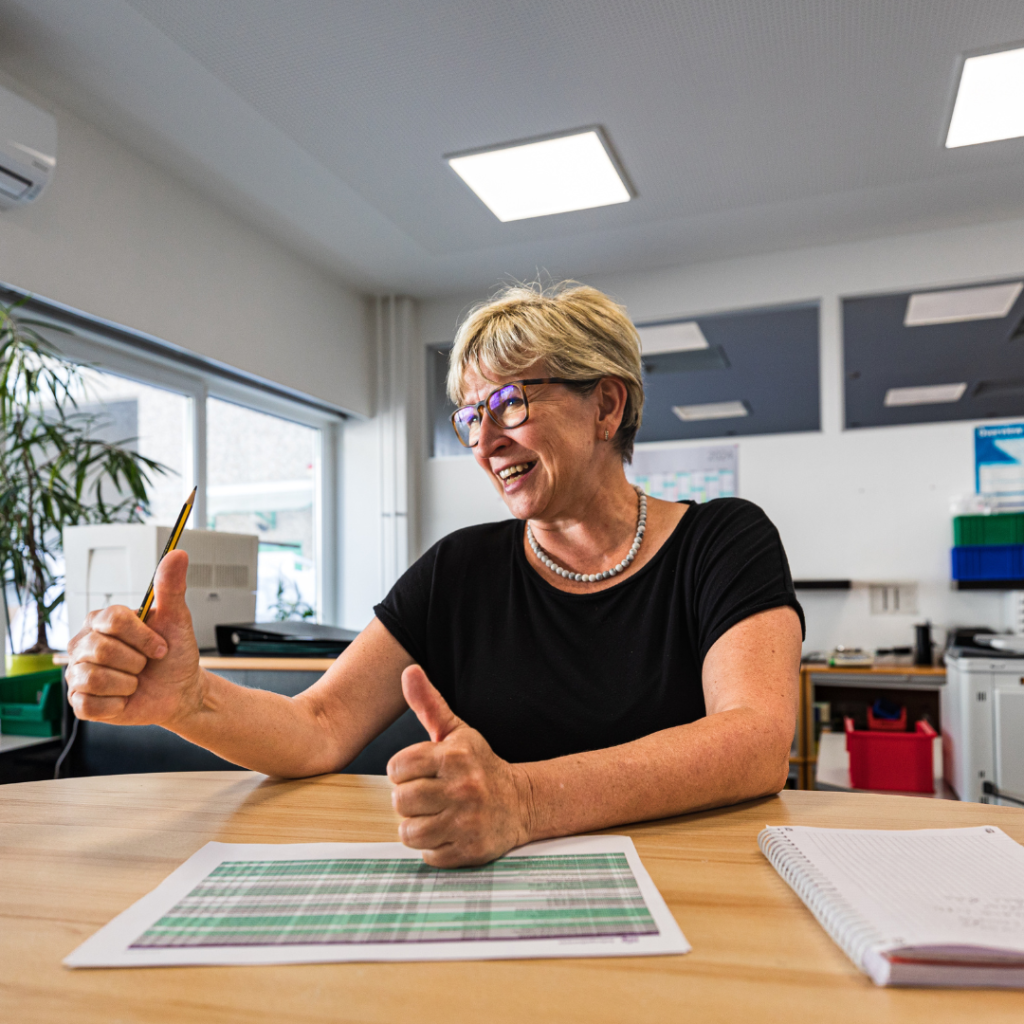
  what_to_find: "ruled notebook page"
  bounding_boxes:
[761,826,1024,958]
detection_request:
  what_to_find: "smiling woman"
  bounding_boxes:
[65,281,804,870]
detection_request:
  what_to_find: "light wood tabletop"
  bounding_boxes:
[3,774,1024,1024]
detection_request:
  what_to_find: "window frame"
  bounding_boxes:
[3,284,345,626]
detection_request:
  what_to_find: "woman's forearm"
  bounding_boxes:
[515,707,792,842]
[165,670,350,778]
[161,620,416,777]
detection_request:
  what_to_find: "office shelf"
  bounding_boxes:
[794,664,946,791]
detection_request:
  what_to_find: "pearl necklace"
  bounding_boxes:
[526,486,647,583]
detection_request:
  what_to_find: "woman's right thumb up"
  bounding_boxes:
[151,549,191,621]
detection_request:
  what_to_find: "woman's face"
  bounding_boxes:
[461,360,612,522]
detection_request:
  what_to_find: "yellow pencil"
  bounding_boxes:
[136,486,197,622]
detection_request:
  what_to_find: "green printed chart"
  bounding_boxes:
[65,838,689,966]
[132,853,658,948]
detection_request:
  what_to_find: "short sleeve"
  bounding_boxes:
[688,499,805,662]
[373,543,440,669]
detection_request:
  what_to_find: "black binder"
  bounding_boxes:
[215,622,359,658]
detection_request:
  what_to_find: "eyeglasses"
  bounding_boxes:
[450,378,598,449]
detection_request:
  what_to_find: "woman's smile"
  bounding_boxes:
[495,461,537,489]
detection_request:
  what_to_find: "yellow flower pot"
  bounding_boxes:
[6,652,57,676]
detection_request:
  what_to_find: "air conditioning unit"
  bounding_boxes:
[0,83,56,210]
[63,524,259,650]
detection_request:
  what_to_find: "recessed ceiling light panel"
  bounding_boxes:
[672,400,749,421]
[446,128,632,222]
[884,383,967,407]
[947,46,1024,148]
[637,321,709,355]
[904,282,1023,326]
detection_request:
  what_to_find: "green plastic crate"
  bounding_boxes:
[953,513,1024,546]
[0,667,63,737]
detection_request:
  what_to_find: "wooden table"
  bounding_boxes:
[3,775,1024,1023]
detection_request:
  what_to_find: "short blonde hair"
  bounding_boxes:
[447,282,645,461]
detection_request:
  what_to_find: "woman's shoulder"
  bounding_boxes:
[383,518,519,611]
[422,518,520,567]
[440,517,520,543]
[674,497,782,552]
[681,496,774,528]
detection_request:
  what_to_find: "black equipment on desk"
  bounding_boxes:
[946,626,997,650]
[913,622,933,666]
[215,622,359,658]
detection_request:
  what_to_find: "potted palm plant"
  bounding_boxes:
[0,301,166,673]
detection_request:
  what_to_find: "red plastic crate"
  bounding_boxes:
[844,717,936,793]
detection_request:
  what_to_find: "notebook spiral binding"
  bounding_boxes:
[758,827,888,974]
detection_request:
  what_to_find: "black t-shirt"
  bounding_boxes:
[374,498,804,764]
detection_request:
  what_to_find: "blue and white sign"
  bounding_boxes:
[975,423,1024,499]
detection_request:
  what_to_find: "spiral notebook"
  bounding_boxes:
[759,825,1024,988]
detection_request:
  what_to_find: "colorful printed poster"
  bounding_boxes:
[975,424,1024,499]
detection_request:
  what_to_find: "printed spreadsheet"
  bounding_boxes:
[66,836,689,967]
[132,853,657,948]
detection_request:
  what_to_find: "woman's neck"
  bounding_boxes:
[527,468,640,575]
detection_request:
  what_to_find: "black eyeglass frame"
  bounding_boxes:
[449,377,601,448]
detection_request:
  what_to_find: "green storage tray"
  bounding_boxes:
[0,667,63,737]
[953,513,1024,546]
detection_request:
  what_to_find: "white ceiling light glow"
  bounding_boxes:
[637,321,709,355]
[947,46,1024,148]
[672,400,749,422]
[884,383,967,407]
[446,129,632,222]
[904,282,1024,326]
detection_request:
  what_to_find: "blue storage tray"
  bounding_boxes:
[951,544,1024,580]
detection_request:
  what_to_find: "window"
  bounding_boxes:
[72,366,194,523]
[1,282,344,656]
[206,398,319,622]
[7,366,195,653]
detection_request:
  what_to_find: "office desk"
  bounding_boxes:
[3,775,1023,1023]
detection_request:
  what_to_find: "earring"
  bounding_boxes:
[604,429,609,441]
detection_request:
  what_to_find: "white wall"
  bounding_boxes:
[417,216,1024,653]
[0,80,372,415]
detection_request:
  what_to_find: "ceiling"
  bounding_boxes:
[844,280,1024,429]
[1,1,1024,297]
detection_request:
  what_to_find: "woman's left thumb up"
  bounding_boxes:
[402,665,459,743]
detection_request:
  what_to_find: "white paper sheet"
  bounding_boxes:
[65,834,690,968]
